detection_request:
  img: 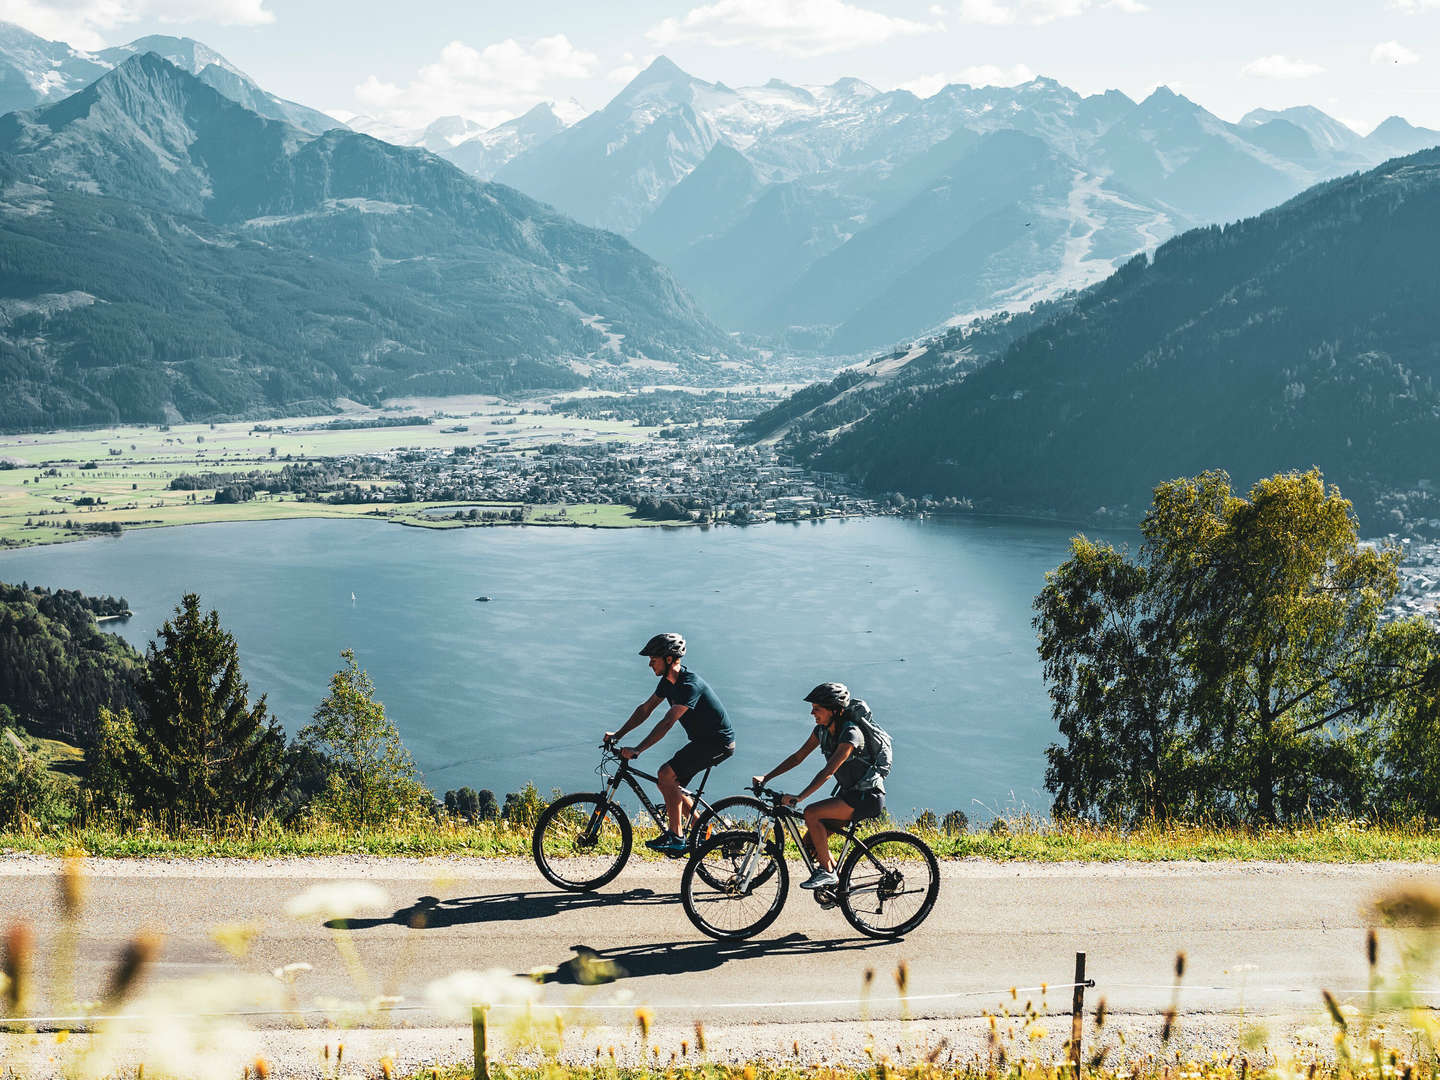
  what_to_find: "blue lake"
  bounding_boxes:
[0,516,1122,820]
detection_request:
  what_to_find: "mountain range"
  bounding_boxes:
[4,23,1438,357]
[0,20,338,134]
[489,58,1440,353]
[0,54,733,431]
[760,144,1440,535]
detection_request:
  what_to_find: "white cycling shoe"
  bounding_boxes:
[800,868,838,890]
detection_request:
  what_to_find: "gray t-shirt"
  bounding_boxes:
[815,719,875,793]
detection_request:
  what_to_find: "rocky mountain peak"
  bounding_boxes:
[99,34,241,78]
[618,54,697,97]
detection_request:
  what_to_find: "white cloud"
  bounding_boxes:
[353,35,597,131]
[608,65,643,83]
[1241,54,1325,79]
[647,0,942,58]
[896,63,1036,97]
[955,0,1014,24]
[1389,0,1440,12]
[0,0,273,50]
[953,0,1146,25]
[1371,40,1420,65]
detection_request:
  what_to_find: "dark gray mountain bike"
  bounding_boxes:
[531,740,767,892]
[680,781,940,940]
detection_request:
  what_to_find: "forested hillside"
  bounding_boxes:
[0,55,734,431]
[814,147,1440,533]
[0,581,141,744]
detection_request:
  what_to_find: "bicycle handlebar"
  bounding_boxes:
[749,781,804,815]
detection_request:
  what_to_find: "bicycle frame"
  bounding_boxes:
[730,789,891,897]
[585,750,718,838]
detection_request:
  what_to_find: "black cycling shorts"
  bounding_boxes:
[838,787,885,823]
[664,740,735,787]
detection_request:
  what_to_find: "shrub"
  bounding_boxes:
[0,728,74,829]
[502,782,546,828]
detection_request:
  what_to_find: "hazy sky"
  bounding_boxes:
[3,0,1437,134]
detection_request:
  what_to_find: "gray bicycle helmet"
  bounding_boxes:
[804,682,851,712]
[639,632,686,658]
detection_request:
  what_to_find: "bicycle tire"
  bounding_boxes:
[532,792,633,892]
[837,830,939,939]
[687,796,780,890]
[681,829,790,940]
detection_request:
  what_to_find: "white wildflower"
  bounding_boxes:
[284,882,389,921]
[424,969,542,1021]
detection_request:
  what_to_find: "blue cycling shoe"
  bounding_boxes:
[648,832,689,856]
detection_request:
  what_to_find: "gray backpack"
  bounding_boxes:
[841,700,893,792]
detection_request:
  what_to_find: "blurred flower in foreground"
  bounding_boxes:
[284,883,389,922]
[424,969,541,1021]
[72,974,284,1080]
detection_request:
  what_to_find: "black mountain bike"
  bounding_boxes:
[532,741,767,892]
[680,782,940,940]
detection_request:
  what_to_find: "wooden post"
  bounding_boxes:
[1070,952,1088,1080]
[473,1005,489,1080]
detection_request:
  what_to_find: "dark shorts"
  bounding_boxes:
[837,787,885,823]
[664,740,735,787]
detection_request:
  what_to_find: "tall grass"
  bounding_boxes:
[4,815,1440,861]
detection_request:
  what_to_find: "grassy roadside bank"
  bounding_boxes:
[5,818,1440,861]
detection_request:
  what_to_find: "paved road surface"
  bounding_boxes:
[2,856,1439,1073]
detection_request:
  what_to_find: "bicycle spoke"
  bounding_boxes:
[682,830,789,940]
[838,832,939,938]
[533,793,632,892]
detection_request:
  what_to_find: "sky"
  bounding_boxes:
[1,0,1437,135]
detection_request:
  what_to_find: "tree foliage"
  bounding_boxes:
[0,581,142,744]
[0,724,71,830]
[1037,469,1439,824]
[89,594,289,823]
[299,650,430,827]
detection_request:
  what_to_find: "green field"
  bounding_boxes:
[0,403,663,548]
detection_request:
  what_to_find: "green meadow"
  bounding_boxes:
[0,402,661,548]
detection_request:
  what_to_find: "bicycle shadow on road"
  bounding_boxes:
[539,934,889,984]
[328,888,674,931]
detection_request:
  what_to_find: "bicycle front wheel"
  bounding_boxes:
[688,796,780,890]
[532,792,633,892]
[682,829,789,940]
[838,830,939,939]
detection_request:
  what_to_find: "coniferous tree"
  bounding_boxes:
[101,594,288,824]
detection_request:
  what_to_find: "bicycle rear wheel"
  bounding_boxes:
[682,829,789,940]
[688,796,780,890]
[532,792,632,892]
[837,830,939,939]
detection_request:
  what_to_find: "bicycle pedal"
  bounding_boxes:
[813,886,837,909]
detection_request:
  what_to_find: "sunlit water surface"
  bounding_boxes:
[0,516,1126,819]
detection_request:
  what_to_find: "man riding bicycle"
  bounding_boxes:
[753,682,886,890]
[604,633,736,856]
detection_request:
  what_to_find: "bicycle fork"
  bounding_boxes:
[583,778,624,843]
[731,828,768,893]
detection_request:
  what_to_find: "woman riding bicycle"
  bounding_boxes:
[752,682,885,890]
[604,633,736,856]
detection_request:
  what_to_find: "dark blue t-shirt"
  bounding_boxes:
[655,668,735,745]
